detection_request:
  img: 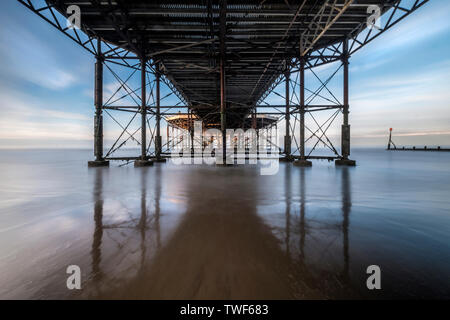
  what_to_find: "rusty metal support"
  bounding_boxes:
[252,110,256,129]
[294,57,312,167]
[155,63,162,159]
[342,39,350,159]
[284,68,291,157]
[336,38,355,166]
[135,57,153,167]
[189,109,194,152]
[153,63,166,163]
[219,0,227,164]
[94,45,104,161]
[89,39,109,167]
[300,58,306,159]
[220,58,227,164]
[141,58,147,160]
[19,0,429,167]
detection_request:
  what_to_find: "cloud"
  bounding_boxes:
[349,57,392,73]
[352,59,450,101]
[371,1,450,51]
[0,86,91,142]
[0,83,142,148]
[34,69,78,91]
[40,109,89,121]
[0,12,80,90]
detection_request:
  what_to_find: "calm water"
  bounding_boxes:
[0,149,449,299]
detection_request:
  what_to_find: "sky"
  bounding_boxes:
[0,0,449,151]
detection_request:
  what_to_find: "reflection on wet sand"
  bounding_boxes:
[279,166,356,299]
[342,167,351,283]
[91,167,104,285]
[84,167,165,298]
[82,164,362,299]
[94,167,295,299]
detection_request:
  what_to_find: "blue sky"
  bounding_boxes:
[0,0,449,150]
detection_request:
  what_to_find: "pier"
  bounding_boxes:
[18,0,428,168]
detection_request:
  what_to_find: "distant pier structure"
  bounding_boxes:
[387,128,450,152]
[165,113,278,153]
[17,0,428,167]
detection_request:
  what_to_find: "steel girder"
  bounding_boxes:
[17,0,428,129]
[16,0,428,163]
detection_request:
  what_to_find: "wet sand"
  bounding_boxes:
[93,166,299,299]
[103,194,295,299]
[1,149,450,299]
[93,166,351,299]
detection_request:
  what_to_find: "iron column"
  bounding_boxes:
[293,57,312,167]
[155,64,163,160]
[251,108,257,155]
[342,38,350,159]
[89,38,109,167]
[336,38,355,166]
[219,0,227,164]
[141,58,147,160]
[166,124,169,152]
[94,45,103,161]
[284,68,291,158]
[189,109,194,153]
[300,58,305,159]
[135,58,153,167]
[220,58,227,163]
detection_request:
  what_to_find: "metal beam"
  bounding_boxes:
[219,0,227,164]
[94,39,104,161]
[141,58,147,160]
[299,58,306,160]
[300,0,355,57]
[155,63,162,160]
[338,37,354,166]
[284,68,291,157]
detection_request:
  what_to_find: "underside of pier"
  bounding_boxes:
[18,0,427,166]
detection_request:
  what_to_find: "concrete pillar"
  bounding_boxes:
[89,39,109,167]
